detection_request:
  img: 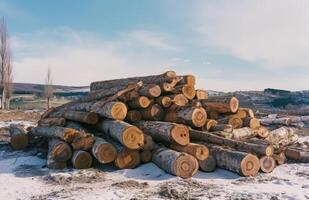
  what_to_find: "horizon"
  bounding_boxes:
[1,0,309,91]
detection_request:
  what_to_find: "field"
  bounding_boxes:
[0,110,308,200]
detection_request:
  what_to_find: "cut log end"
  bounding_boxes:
[174,153,199,179]
[52,142,72,162]
[115,150,140,169]
[192,108,207,128]
[182,85,196,100]
[71,135,96,150]
[122,126,144,149]
[199,154,216,172]
[172,94,188,106]
[171,124,190,146]
[157,96,172,108]
[10,135,29,150]
[148,84,162,97]
[72,151,93,169]
[204,120,218,131]
[265,146,274,156]
[240,154,260,176]
[96,143,117,164]
[165,71,177,79]
[194,145,209,161]
[260,156,276,173]
[249,118,261,129]
[111,102,128,120]
[230,97,239,113]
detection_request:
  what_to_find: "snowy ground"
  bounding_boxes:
[0,114,308,200]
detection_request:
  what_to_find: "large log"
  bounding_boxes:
[65,121,87,131]
[9,124,29,150]
[172,84,196,100]
[285,147,309,163]
[198,154,216,172]
[152,146,199,178]
[90,71,176,91]
[112,142,141,169]
[195,89,208,100]
[93,101,127,120]
[49,111,99,125]
[189,129,274,156]
[170,143,209,161]
[38,117,66,127]
[155,96,172,108]
[232,127,257,140]
[134,121,189,146]
[139,104,164,121]
[242,117,260,129]
[48,138,72,162]
[259,156,276,173]
[127,96,151,109]
[139,84,161,98]
[71,150,93,169]
[178,75,196,86]
[125,110,142,123]
[96,119,144,150]
[92,137,117,164]
[199,96,239,113]
[207,144,260,177]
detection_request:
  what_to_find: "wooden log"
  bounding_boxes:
[218,116,243,129]
[96,119,144,150]
[139,104,164,121]
[189,129,274,156]
[127,96,151,109]
[198,154,216,172]
[178,75,196,86]
[113,142,141,169]
[90,71,176,91]
[260,117,291,126]
[50,111,99,125]
[199,96,239,113]
[212,131,233,139]
[266,127,298,149]
[209,124,233,133]
[48,138,72,162]
[152,146,199,178]
[170,143,209,161]
[65,121,87,132]
[259,156,276,173]
[159,76,182,92]
[120,90,140,102]
[155,96,172,108]
[38,117,66,127]
[272,152,286,165]
[92,137,117,164]
[142,134,155,151]
[207,110,220,120]
[230,108,255,119]
[232,127,257,140]
[172,84,196,100]
[72,150,93,169]
[253,126,269,138]
[93,101,127,120]
[207,144,260,176]
[125,110,142,123]
[134,121,189,146]
[70,133,96,151]
[46,154,67,169]
[242,117,260,129]
[166,94,188,106]
[195,89,208,100]
[201,119,217,131]
[9,124,29,150]
[140,150,152,163]
[289,115,309,123]
[139,84,161,98]
[285,147,309,163]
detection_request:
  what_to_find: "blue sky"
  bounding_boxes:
[1,0,308,91]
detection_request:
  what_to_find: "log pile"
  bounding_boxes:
[9,71,308,179]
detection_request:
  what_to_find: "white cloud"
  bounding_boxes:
[196,0,309,69]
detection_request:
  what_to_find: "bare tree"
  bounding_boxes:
[4,53,13,109]
[0,17,12,109]
[44,67,53,109]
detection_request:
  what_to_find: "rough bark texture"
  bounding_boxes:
[155,96,172,108]
[139,104,164,121]
[92,137,117,164]
[9,124,29,150]
[232,127,257,140]
[139,84,161,98]
[285,147,309,163]
[172,84,196,100]
[195,89,208,100]
[39,117,66,127]
[253,126,270,138]
[210,124,233,133]
[198,154,217,172]
[178,75,196,86]
[127,96,151,109]
[96,119,144,150]
[142,134,155,151]
[135,121,189,146]
[50,111,99,125]
[189,129,274,156]
[207,144,260,177]
[140,150,152,163]
[242,117,260,129]
[170,143,209,161]
[125,110,142,123]
[152,146,199,178]
[93,101,127,120]
[203,119,218,131]
[47,153,67,169]
[112,142,141,169]
[200,96,239,113]
[218,116,243,129]
[260,117,291,126]
[48,138,72,162]
[71,150,93,169]
[259,156,276,173]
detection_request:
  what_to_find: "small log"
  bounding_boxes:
[135,121,189,146]
[93,101,127,120]
[259,156,276,173]
[139,84,161,98]
[260,117,291,126]
[72,150,93,169]
[272,152,286,165]
[289,116,309,123]
[232,127,257,140]
[200,96,239,113]
[125,110,142,123]
[172,84,196,100]
[198,154,216,172]
[70,133,96,151]
[209,124,233,133]
[113,142,141,169]
[207,110,220,120]
[127,96,151,109]
[195,89,208,100]
[202,119,218,131]
[139,104,164,121]
[9,124,29,150]
[152,146,199,178]
[170,143,209,161]
[207,144,260,176]
[212,131,233,139]
[155,96,172,108]
[140,150,152,163]
[242,117,260,129]
[168,94,188,106]
[48,138,72,162]
[96,119,144,149]
[65,121,87,132]
[160,76,182,92]
[50,111,99,125]
[266,127,298,149]
[189,129,274,156]
[143,134,155,151]
[218,116,243,129]
[92,137,117,164]
[178,75,196,86]
[47,154,67,169]
[285,147,309,163]
[230,108,255,119]
[38,117,66,127]
[253,126,269,138]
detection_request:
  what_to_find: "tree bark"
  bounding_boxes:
[38,117,66,127]
[260,117,291,126]
[125,110,142,123]
[46,153,67,169]
[259,156,276,173]
[171,84,196,100]
[48,138,72,162]
[242,117,260,129]
[139,84,161,98]
[207,144,260,177]
[167,94,188,106]
[134,121,189,146]
[285,147,309,163]
[199,96,239,113]
[177,75,196,86]
[9,124,29,150]
[232,127,257,140]
[92,137,117,164]
[152,146,199,178]
[170,143,209,161]
[142,134,155,151]
[253,126,269,138]
[71,150,93,169]
[93,101,127,120]
[189,129,274,156]
[217,116,243,129]
[139,104,164,121]
[209,124,233,133]
[198,154,217,172]
[127,96,151,109]
[50,111,99,125]
[140,150,152,163]
[96,119,144,150]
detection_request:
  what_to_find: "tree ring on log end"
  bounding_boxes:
[192,108,207,127]
[228,117,243,129]
[122,127,144,149]
[138,96,151,108]
[170,124,189,146]
[230,97,239,113]
[195,145,209,161]
[249,118,260,129]
[96,143,117,164]
[240,154,260,176]
[115,150,140,169]
[72,151,93,169]
[149,85,161,97]
[173,94,188,106]
[182,85,196,100]
[52,143,72,162]
[111,102,128,120]
[265,146,274,156]
[260,156,276,173]
[174,153,199,178]
[10,135,28,150]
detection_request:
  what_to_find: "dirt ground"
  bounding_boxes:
[0,110,308,200]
